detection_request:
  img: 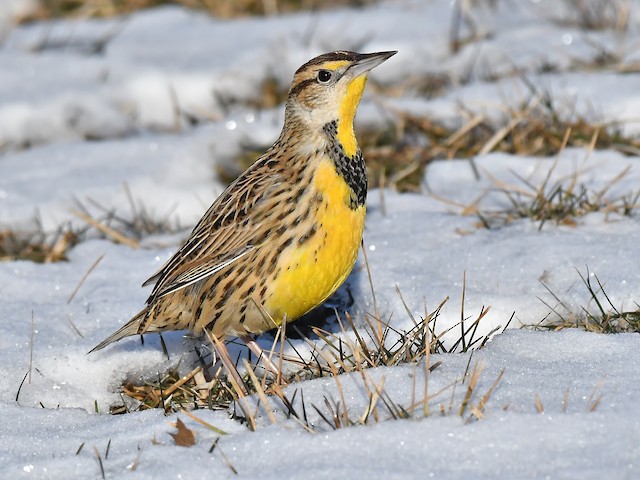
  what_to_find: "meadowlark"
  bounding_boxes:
[90,50,397,380]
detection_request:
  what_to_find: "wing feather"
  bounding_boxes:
[144,150,283,303]
[149,245,255,300]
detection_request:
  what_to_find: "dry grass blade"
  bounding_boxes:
[268,385,314,433]
[243,359,278,426]
[478,116,522,156]
[344,312,375,367]
[361,240,383,343]
[312,400,338,430]
[67,254,105,303]
[67,314,84,338]
[206,331,248,397]
[444,115,485,147]
[460,272,467,351]
[93,446,105,480]
[459,361,484,417]
[29,311,35,384]
[476,368,504,415]
[422,309,432,417]
[360,376,385,424]
[163,367,202,398]
[72,209,139,249]
[562,388,570,413]
[210,438,239,475]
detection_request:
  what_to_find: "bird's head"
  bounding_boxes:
[285,50,396,155]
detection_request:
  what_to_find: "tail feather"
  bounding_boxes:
[87,309,148,354]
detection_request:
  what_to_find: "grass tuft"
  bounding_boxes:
[73,186,184,243]
[1,186,185,264]
[109,278,508,421]
[534,267,640,333]
[0,227,78,263]
[473,160,640,230]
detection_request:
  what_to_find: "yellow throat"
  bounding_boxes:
[337,75,367,157]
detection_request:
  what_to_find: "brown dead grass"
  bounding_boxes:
[20,0,377,22]
[0,228,78,262]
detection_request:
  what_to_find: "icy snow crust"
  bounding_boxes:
[2,1,640,478]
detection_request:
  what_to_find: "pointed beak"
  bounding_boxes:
[347,50,397,78]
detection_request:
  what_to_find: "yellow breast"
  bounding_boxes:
[264,159,365,323]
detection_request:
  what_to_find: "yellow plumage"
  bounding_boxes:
[338,76,367,157]
[265,160,366,323]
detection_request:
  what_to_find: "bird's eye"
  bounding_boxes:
[317,70,333,83]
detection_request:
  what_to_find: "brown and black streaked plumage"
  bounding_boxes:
[90,50,397,376]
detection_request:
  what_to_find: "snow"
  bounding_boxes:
[4,331,640,479]
[2,0,640,478]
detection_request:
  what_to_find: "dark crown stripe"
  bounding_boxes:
[294,50,360,74]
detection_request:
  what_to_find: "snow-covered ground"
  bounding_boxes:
[2,1,640,478]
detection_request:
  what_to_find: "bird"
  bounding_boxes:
[90,50,397,386]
